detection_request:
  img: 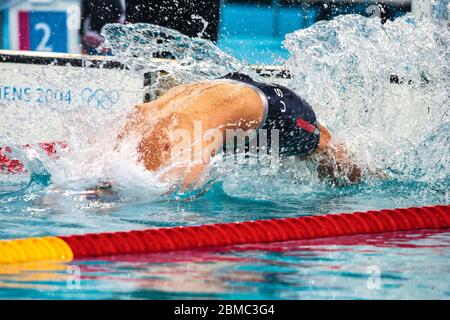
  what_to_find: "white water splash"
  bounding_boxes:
[1,13,448,205]
[282,14,449,187]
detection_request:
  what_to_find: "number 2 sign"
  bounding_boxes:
[18,11,68,53]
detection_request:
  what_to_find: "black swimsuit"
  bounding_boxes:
[219,73,320,157]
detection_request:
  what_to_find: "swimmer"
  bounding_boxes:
[117,73,365,189]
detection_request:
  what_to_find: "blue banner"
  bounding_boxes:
[29,11,67,53]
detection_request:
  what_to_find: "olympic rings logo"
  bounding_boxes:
[81,88,120,110]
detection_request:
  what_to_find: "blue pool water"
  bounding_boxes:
[0,231,449,299]
[1,13,449,299]
[0,181,449,299]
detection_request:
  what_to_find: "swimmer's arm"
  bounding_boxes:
[158,84,264,190]
[160,161,210,192]
[158,125,224,191]
[116,84,197,143]
[312,124,362,185]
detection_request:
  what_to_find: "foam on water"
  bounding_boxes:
[1,12,449,206]
[282,14,449,192]
[101,22,253,82]
[215,14,448,204]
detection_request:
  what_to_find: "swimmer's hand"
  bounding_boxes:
[312,124,389,185]
[83,181,116,202]
[159,162,210,193]
[316,147,362,185]
[313,124,362,186]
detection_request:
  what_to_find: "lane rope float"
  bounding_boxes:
[0,205,449,264]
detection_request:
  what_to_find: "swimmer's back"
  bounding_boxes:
[118,80,266,172]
